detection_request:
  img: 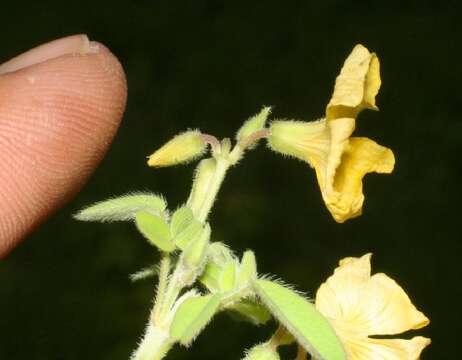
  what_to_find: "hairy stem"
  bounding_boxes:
[131,324,173,360]
[159,266,184,319]
[152,255,171,323]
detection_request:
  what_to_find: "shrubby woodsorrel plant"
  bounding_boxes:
[76,45,430,360]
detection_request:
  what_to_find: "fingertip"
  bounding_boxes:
[0,36,127,257]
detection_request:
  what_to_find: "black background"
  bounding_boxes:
[1,1,460,359]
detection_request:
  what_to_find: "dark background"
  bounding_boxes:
[1,1,460,359]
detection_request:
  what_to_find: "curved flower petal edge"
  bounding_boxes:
[315,254,431,360]
[268,44,395,222]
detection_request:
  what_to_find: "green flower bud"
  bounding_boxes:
[187,158,217,216]
[236,107,271,148]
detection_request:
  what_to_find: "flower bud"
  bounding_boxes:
[187,158,217,215]
[236,107,271,148]
[147,130,207,167]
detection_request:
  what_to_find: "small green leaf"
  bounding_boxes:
[74,193,167,222]
[238,250,257,287]
[227,300,271,325]
[254,280,346,360]
[171,294,221,346]
[236,107,271,147]
[219,262,237,292]
[170,206,194,237]
[135,212,174,252]
[174,219,203,250]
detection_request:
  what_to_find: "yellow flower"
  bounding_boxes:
[315,254,431,360]
[268,44,395,222]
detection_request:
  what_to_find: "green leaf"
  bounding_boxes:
[236,107,271,147]
[170,294,221,346]
[170,206,194,237]
[174,219,203,250]
[227,300,271,326]
[135,212,174,252]
[254,280,346,360]
[74,193,167,222]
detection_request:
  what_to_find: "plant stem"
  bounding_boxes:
[131,324,173,360]
[152,255,171,323]
[159,264,184,319]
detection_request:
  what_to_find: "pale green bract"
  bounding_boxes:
[254,280,346,360]
[74,193,167,222]
[170,294,221,346]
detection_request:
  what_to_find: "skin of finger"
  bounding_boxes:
[0,44,127,257]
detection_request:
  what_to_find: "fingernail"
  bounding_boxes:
[0,34,99,75]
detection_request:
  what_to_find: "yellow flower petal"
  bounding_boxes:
[323,137,395,222]
[316,254,431,360]
[355,273,429,335]
[316,254,372,321]
[326,44,381,120]
[349,336,431,360]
